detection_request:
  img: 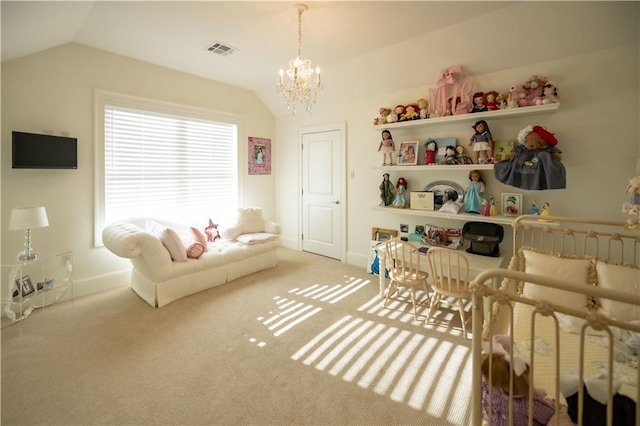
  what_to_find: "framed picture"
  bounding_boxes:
[397,141,418,166]
[15,275,35,297]
[371,227,398,242]
[502,193,522,216]
[248,137,271,175]
[493,140,515,162]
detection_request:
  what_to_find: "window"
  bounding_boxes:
[95,91,239,245]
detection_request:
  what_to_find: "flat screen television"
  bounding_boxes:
[12,131,78,169]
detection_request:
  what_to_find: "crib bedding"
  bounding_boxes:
[471,215,640,425]
[511,303,638,403]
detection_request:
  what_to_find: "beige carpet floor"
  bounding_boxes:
[1,247,474,425]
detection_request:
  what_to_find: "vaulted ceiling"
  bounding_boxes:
[2,1,638,116]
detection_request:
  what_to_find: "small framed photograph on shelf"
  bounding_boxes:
[493,140,515,162]
[397,141,418,166]
[502,193,522,216]
[372,227,398,242]
[15,275,35,297]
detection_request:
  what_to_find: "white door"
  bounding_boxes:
[301,126,344,260]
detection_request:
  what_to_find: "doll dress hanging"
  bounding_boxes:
[494,144,566,190]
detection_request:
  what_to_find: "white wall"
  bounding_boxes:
[1,43,276,298]
[275,19,640,267]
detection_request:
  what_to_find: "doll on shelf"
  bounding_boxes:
[469,120,493,164]
[479,199,490,216]
[455,145,474,164]
[391,177,409,208]
[485,91,499,111]
[443,145,458,165]
[424,139,438,165]
[379,173,395,206]
[377,129,396,166]
[489,197,498,216]
[471,92,488,113]
[463,170,486,213]
[494,125,566,190]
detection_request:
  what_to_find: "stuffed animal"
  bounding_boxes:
[507,84,524,109]
[496,93,509,109]
[519,75,549,107]
[374,107,392,125]
[535,81,560,105]
[205,218,220,242]
[494,125,566,190]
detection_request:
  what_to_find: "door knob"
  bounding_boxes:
[331,200,340,204]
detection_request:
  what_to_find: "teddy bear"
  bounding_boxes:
[507,84,524,109]
[519,75,549,107]
[494,125,566,190]
[374,107,392,125]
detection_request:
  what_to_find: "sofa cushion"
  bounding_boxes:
[237,207,266,234]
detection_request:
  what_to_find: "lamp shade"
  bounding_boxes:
[9,206,49,230]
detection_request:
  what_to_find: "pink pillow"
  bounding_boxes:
[185,240,205,259]
[190,227,208,250]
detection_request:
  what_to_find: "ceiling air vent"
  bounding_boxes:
[206,42,237,56]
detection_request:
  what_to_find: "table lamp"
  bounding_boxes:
[9,206,49,261]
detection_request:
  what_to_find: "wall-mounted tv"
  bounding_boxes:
[12,131,78,169]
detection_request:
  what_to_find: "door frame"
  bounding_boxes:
[299,122,347,262]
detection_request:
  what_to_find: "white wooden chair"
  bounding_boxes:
[383,239,430,321]
[426,246,471,338]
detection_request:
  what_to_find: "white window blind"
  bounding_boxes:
[103,104,238,227]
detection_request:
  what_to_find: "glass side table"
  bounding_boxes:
[2,251,73,325]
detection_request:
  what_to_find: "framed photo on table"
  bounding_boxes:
[397,141,418,166]
[502,193,522,216]
[15,275,35,297]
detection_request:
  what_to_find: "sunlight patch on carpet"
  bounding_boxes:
[256,295,322,338]
[289,277,371,304]
[290,314,472,417]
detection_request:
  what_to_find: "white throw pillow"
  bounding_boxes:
[596,260,640,322]
[520,248,594,313]
[236,207,265,234]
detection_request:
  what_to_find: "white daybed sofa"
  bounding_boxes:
[102,208,280,307]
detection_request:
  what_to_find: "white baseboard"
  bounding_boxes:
[69,269,130,299]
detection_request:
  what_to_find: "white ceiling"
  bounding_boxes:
[2,1,638,116]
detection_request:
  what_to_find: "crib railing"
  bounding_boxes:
[471,268,640,426]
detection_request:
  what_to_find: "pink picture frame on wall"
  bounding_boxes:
[248,137,271,175]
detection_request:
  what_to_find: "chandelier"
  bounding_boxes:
[277,4,322,114]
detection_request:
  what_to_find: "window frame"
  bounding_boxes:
[94,90,242,246]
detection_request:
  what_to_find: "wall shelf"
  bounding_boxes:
[372,206,558,226]
[373,164,493,172]
[373,103,560,131]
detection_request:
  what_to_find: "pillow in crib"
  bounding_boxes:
[519,247,595,313]
[595,260,640,322]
